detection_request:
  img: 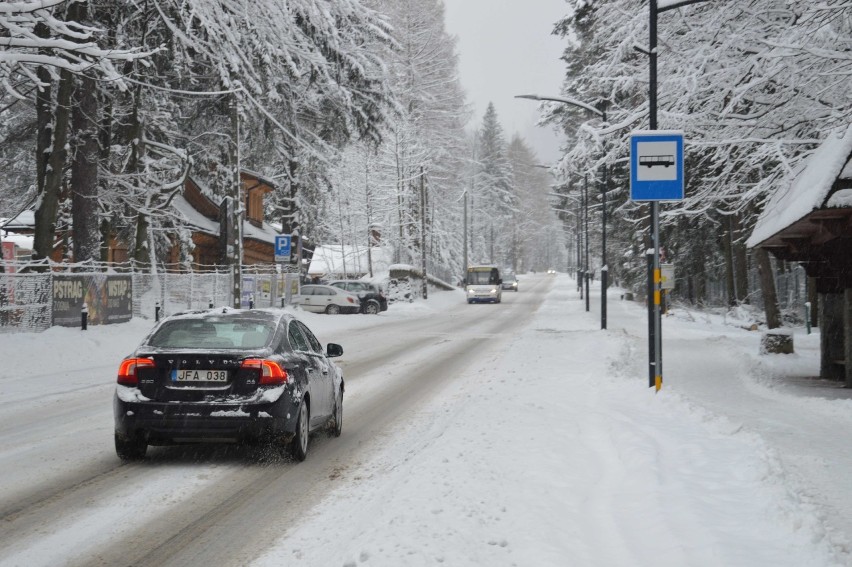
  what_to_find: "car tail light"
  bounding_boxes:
[117,357,155,386]
[347,297,355,304]
[241,359,289,385]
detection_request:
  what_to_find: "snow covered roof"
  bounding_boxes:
[172,194,219,236]
[0,210,35,231]
[747,124,852,247]
[308,245,394,276]
[172,188,277,246]
[243,220,278,245]
[240,169,276,189]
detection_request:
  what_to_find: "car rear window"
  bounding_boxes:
[147,320,275,349]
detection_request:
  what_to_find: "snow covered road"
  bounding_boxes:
[0,275,553,566]
[0,273,850,566]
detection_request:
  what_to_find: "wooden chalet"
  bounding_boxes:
[170,170,279,269]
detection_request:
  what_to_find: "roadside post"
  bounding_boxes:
[155,301,161,322]
[805,302,812,335]
[81,303,88,331]
[630,131,684,391]
[275,235,292,309]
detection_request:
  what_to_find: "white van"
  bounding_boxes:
[465,265,502,304]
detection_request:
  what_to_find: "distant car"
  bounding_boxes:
[547,269,556,274]
[291,284,361,314]
[113,309,344,461]
[501,273,519,291]
[328,280,389,314]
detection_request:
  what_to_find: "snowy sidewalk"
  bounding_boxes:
[253,275,845,567]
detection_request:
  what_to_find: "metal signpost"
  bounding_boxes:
[629,130,684,391]
[275,234,291,263]
[634,0,710,393]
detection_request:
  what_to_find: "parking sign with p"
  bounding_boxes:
[275,235,291,262]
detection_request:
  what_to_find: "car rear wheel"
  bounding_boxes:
[325,304,341,315]
[328,388,343,437]
[115,432,147,461]
[289,401,310,461]
[363,300,380,315]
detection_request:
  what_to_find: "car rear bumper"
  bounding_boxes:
[114,395,300,444]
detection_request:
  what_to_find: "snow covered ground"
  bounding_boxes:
[1,273,851,566]
[252,275,851,566]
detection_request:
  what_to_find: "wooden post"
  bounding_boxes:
[755,248,781,328]
[820,292,845,381]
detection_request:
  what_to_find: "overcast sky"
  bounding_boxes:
[443,0,571,164]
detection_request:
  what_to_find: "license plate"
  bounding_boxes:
[171,369,229,382]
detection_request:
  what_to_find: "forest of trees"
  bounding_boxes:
[0,0,564,281]
[547,0,850,310]
[0,0,848,309]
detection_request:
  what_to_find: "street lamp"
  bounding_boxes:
[547,188,584,291]
[515,93,609,329]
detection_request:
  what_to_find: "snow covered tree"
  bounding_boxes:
[0,0,400,271]
[548,0,851,304]
[506,135,565,273]
[317,0,470,282]
[470,103,516,264]
[0,0,150,265]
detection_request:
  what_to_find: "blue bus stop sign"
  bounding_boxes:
[630,131,684,201]
[275,235,291,262]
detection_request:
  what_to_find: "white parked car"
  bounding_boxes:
[292,284,361,314]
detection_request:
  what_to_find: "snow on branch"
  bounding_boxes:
[0,1,156,95]
[0,0,67,15]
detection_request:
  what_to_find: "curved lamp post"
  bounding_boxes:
[515,94,609,329]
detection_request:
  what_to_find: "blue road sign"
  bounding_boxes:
[275,235,291,262]
[630,131,684,201]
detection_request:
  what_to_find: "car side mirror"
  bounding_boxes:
[326,343,343,358]
[497,278,503,285]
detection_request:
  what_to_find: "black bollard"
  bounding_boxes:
[81,303,88,331]
[209,300,214,309]
[155,301,161,322]
[249,294,254,309]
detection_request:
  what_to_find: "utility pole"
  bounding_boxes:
[229,92,243,309]
[576,183,582,293]
[600,101,608,330]
[420,166,428,300]
[584,173,590,312]
[463,190,468,283]
[489,222,494,264]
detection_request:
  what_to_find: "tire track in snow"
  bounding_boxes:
[4,279,553,566]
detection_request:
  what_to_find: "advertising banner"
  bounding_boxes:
[53,274,133,326]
